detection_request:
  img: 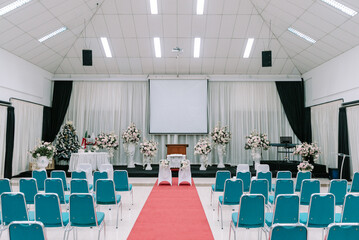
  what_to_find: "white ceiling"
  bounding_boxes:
[1,0,359,76]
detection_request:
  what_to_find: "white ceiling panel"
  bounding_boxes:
[223,0,240,14]
[178,0,194,14]
[219,15,237,38]
[205,15,222,38]
[191,15,207,37]
[189,58,202,73]
[232,15,251,38]
[201,58,215,74]
[178,15,192,38]
[203,39,218,58]
[163,15,178,37]
[207,1,224,14]
[161,0,177,14]
[131,0,149,14]
[133,15,150,38]
[213,58,227,74]
[141,58,154,74]
[137,38,153,58]
[147,15,163,36]
[216,39,231,58]
[111,38,128,57]
[101,0,119,15]
[237,0,254,14]
[225,58,239,73]
[119,15,137,38]
[124,39,140,58]
[116,0,132,14]
[117,58,132,74]
[5,2,46,25]
[129,58,143,74]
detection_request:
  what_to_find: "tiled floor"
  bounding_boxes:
[2,177,333,239]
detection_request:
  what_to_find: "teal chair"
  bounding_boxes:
[326,223,359,240]
[257,171,272,192]
[32,170,47,191]
[114,170,133,207]
[211,171,231,207]
[229,194,266,240]
[72,171,93,191]
[272,171,292,191]
[70,179,90,194]
[1,192,34,226]
[45,178,70,205]
[269,179,294,204]
[0,178,11,195]
[9,221,46,240]
[96,179,122,228]
[265,194,299,227]
[217,179,243,229]
[250,179,269,205]
[295,171,311,192]
[329,179,347,206]
[335,193,359,223]
[269,223,307,240]
[300,179,320,206]
[51,170,70,191]
[93,171,108,191]
[349,172,359,192]
[236,171,251,192]
[19,178,38,205]
[65,194,105,240]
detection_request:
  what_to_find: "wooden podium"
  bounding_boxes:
[166,144,189,155]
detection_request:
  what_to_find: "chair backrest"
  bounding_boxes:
[274,179,294,200]
[93,171,108,191]
[272,194,300,225]
[214,171,231,191]
[69,194,99,227]
[341,193,359,223]
[51,170,68,191]
[114,170,130,191]
[222,179,243,205]
[70,179,90,194]
[257,171,272,192]
[35,193,64,227]
[236,194,265,228]
[277,171,292,179]
[329,179,347,205]
[270,223,307,240]
[96,179,118,204]
[236,164,249,173]
[236,171,251,192]
[98,164,113,172]
[295,171,311,192]
[256,164,270,173]
[32,170,47,191]
[72,171,87,179]
[350,172,359,192]
[1,192,29,225]
[307,193,335,228]
[19,178,38,204]
[77,163,92,172]
[0,178,11,195]
[44,178,66,204]
[250,179,269,204]
[300,179,320,205]
[326,223,359,240]
[9,221,46,240]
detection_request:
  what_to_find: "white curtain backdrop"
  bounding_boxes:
[311,100,342,169]
[347,106,359,176]
[12,99,43,176]
[0,106,7,178]
[65,81,298,166]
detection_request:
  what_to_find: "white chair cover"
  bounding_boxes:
[178,163,192,185]
[77,163,93,183]
[256,164,270,173]
[236,164,250,173]
[158,163,172,185]
[98,164,114,180]
[167,154,186,168]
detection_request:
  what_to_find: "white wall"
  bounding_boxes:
[0,48,53,106]
[303,45,359,107]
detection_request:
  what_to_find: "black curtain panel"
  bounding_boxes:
[42,81,73,142]
[4,106,15,179]
[338,107,351,180]
[275,81,312,143]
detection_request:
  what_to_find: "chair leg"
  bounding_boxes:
[210,189,213,206]
[229,223,232,240]
[116,204,119,229]
[220,205,224,229]
[131,189,134,205]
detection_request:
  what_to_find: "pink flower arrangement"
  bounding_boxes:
[122,123,141,144]
[194,138,212,155]
[140,139,158,157]
[244,131,270,150]
[293,142,320,160]
[96,132,119,150]
[211,124,231,145]
[297,161,314,172]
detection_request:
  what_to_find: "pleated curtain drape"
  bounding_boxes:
[0,106,7,178]
[346,106,359,177]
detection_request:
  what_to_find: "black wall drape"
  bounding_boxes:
[42,81,73,142]
[4,106,14,178]
[275,81,312,143]
[338,107,351,180]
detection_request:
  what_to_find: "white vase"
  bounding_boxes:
[108,148,114,161]
[200,154,208,171]
[144,156,152,171]
[251,148,262,169]
[126,143,136,168]
[217,144,226,168]
[37,156,49,171]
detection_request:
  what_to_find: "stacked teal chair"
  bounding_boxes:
[96,179,122,228]
[93,171,108,191]
[269,223,307,240]
[70,179,90,194]
[265,194,299,228]
[8,221,46,240]
[272,171,292,191]
[210,170,231,207]
[257,171,272,192]
[32,170,47,191]
[72,171,93,190]
[45,178,70,205]
[300,179,320,206]
[19,178,38,205]
[236,171,251,192]
[295,171,311,192]
[335,193,359,223]
[348,172,359,192]
[51,170,70,191]
[114,170,133,207]
[0,178,11,195]
[250,179,269,207]
[217,179,243,229]
[329,179,347,206]
[326,223,359,240]
[269,179,294,205]
[229,194,266,240]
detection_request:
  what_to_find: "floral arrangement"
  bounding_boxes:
[140,139,159,157]
[180,159,190,170]
[194,138,212,155]
[122,123,141,144]
[30,141,56,159]
[244,131,270,150]
[96,132,119,150]
[297,161,314,172]
[211,124,231,145]
[160,159,170,167]
[293,142,320,161]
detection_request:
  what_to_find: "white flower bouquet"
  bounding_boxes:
[140,139,159,157]
[96,132,119,150]
[194,138,212,155]
[297,161,314,172]
[244,131,270,150]
[180,159,190,170]
[211,124,231,145]
[293,142,320,161]
[30,141,56,159]
[122,123,141,144]
[160,159,170,167]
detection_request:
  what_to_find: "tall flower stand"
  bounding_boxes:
[37,156,49,171]
[108,148,114,162]
[251,148,261,169]
[144,156,152,171]
[125,143,136,168]
[200,154,208,171]
[217,144,226,168]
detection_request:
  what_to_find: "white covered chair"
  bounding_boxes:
[77,163,93,183]
[98,164,114,180]
[178,160,191,185]
[256,164,270,173]
[158,160,172,185]
[236,164,250,173]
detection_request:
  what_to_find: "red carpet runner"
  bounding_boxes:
[128,178,214,240]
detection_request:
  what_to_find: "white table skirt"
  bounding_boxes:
[69,152,110,172]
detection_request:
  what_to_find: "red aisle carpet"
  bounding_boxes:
[128,178,214,240]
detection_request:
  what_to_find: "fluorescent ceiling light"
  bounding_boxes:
[197,0,205,15]
[243,38,254,58]
[100,37,112,58]
[288,27,316,43]
[38,27,67,43]
[150,0,158,14]
[154,37,161,58]
[321,0,357,16]
[194,38,201,58]
[0,0,32,16]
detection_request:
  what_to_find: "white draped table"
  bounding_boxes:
[167,154,186,168]
[69,152,110,172]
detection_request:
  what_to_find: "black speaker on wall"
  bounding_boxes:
[262,50,272,67]
[82,49,92,66]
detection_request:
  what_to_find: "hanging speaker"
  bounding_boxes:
[262,50,272,67]
[82,49,92,66]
